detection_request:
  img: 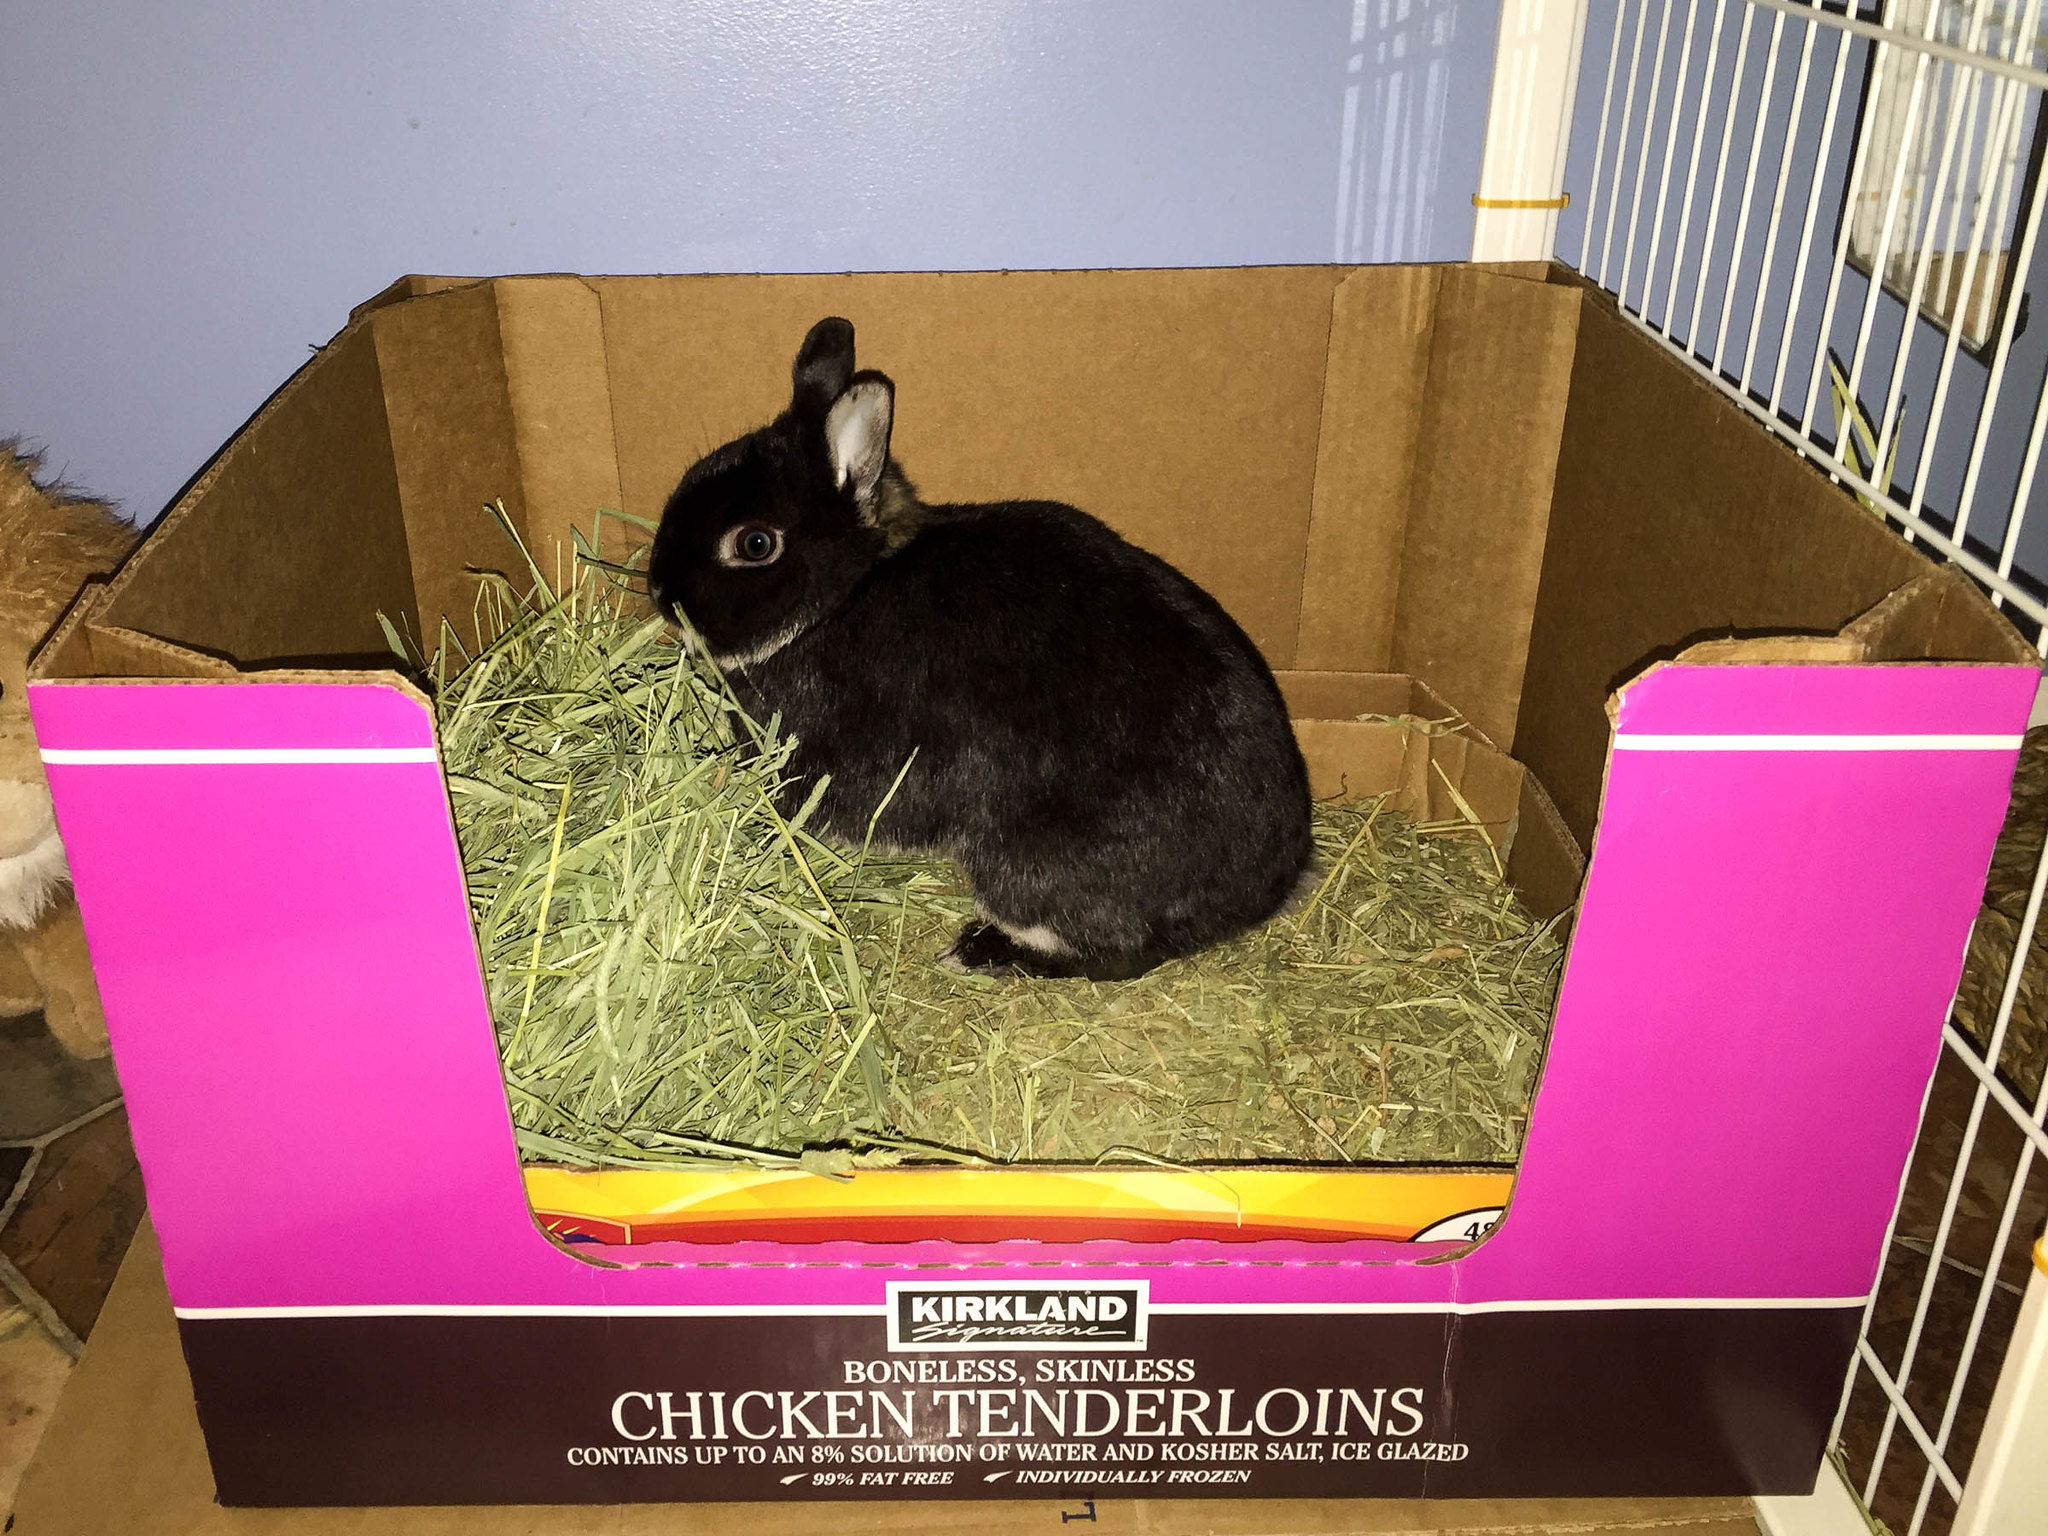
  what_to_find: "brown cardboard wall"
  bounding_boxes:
[348,273,491,326]
[494,277,629,571]
[590,268,1345,666]
[1291,716,1523,843]
[1506,771,1585,922]
[1515,293,1936,843]
[1296,266,1441,672]
[81,624,239,680]
[94,324,418,669]
[1389,268,1579,747]
[369,283,529,655]
[1920,568,2041,665]
[1273,669,1428,721]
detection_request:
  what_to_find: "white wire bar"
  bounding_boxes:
[1769,15,1858,413]
[1741,14,1823,392]
[1712,10,1789,371]
[1798,2,1891,441]
[1906,1079,2047,1535]
[1688,5,1760,347]
[1641,0,1707,321]
[1855,1337,1969,1501]
[1862,799,2048,1513]
[1870,0,2002,550]
[1749,0,2048,89]
[1868,0,1998,483]
[1941,1020,2048,1162]
[1580,0,1633,269]
[1600,0,1656,283]
[1663,0,1734,330]
[1573,0,2048,625]
[1620,0,1679,307]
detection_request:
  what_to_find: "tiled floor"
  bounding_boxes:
[0,1010,144,1519]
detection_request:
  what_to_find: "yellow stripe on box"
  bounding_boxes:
[523,1165,1516,1246]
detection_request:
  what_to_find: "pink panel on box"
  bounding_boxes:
[1613,662,2028,737]
[30,680,434,751]
[1463,746,2010,1301]
[27,662,2037,1313]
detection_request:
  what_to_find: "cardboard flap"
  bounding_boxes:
[1294,717,1417,804]
[26,577,115,684]
[1655,567,2040,670]
[1668,635,1870,665]
[1296,266,1442,671]
[1841,563,2041,665]
[348,274,490,326]
[1280,671,1533,892]
[82,624,239,680]
[88,324,418,673]
[1291,712,1534,900]
[1474,260,1568,284]
[368,282,528,654]
[1506,769,1585,921]
[1425,729,1523,832]
[1275,669,1433,721]
[1391,267,1580,747]
[494,277,629,572]
[357,276,633,651]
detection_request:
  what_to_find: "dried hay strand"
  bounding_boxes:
[405,512,1566,1172]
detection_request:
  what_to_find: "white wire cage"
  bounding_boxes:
[1547,1,2048,1531]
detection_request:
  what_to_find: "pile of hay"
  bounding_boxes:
[862,810,1553,1165]
[410,516,1565,1172]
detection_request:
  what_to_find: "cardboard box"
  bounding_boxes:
[25,263,2041,1507]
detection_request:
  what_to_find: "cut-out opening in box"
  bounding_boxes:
[515,669,1583,1253]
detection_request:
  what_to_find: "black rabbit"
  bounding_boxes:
[648,317,1313,981]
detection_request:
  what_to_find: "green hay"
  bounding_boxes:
[404,512,1565,1172]
[861,807,1555,1165]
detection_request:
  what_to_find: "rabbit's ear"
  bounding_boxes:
[793,318,856,414]
[825,374,894,504]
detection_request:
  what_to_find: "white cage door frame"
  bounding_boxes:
[1473,0,1595,259]
[1755,1457,1880,1536]
[1951,1240,2048,1535]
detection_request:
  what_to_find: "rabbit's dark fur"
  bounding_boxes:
[648,318,1313,981]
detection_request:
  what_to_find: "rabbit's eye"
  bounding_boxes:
[719,523,784,567]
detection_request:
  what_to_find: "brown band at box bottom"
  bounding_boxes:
[177,1306,1859,1506]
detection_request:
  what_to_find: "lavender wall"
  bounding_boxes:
[0,0,1501,524]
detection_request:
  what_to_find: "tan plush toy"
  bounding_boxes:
[0,444,137,1059]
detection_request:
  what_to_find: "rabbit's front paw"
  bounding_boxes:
[938,919,1034,977]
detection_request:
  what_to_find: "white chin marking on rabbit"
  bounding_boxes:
[0,823,69,931]
[711,619,807,670]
